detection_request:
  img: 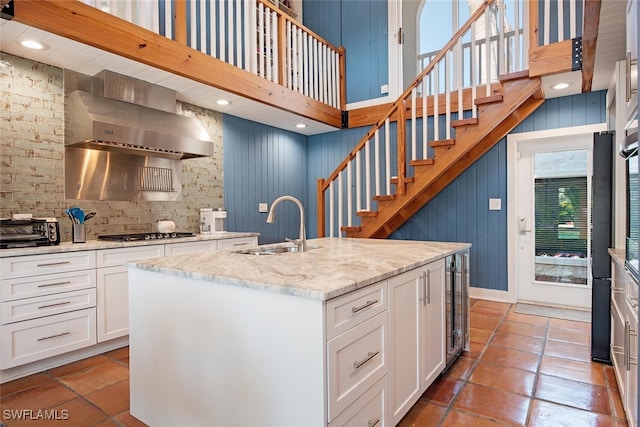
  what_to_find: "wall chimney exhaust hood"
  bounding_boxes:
[64,70,213,160]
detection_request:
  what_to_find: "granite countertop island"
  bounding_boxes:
[128,237,470,300]
[128,237,471,427]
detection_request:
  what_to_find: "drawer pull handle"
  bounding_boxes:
[38,301,72,309]
[233,243,248,246]
[36,261,71,267]
[353,350,380,371]
[37,331,71,341]
[37,281,72,288]
[352,300,378,314]
[368,418,380,427]
[611,286,625,294]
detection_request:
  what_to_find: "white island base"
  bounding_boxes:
[128,238,470,426]
[129,269,327,426]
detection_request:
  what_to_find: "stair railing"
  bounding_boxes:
[317,0,527,238]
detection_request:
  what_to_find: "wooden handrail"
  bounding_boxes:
[320,0,495,193]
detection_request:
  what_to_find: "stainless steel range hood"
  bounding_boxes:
[64,70,214,160]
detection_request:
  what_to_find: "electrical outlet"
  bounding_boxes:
[381,84,389,95]
[259,203,268,213]
[489,198,502,210]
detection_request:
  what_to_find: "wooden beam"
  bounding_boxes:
[12,0,342,128]
[529,39,575,77]
[581,0,602,93]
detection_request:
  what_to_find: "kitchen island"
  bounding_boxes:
[127,238,470,426]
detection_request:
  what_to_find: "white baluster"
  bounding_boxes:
[329,181,335,238]
[374,130,381,196]
[411,87,417,161]
[365,141,371,212]
[356,150,362,213]
[228,0,234,66]
[164,0,172,39]
[544,0,550,45]
[271,11,278,83]
[569,0,576,39]
[557,0,564,42]
[434,65,439,141]
[385,119,391,195]
[211,0,218,58]
[422,78,428,159]
[258,3,264,76]
[220,0,226,62]
[236,0,243,67]
[338,171,343,237]
[265,10,271,80]
[445,50,451,140]
[471,21,478,119]
[189,0,197,50]
[347,162,353,227]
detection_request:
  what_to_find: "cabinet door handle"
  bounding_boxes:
[352,300,378,314]
[36,261,71,267]
[232,242,248,246]
[37,331,71,341]
[368,418,380,427]
[426,270,431,305]
[37,281,72,288]
[38,301,72,309]
[625,321,630,371]
[629,297,639,309]
[353,350,380,371]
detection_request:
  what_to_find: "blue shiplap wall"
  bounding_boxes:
[392,91,607,291]
[303,0,388,104]
[305,91,607,291]
[223,115,308,244]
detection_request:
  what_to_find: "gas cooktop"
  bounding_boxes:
[98,232,194,242]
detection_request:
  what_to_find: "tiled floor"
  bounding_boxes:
[399,299,628,426]
[0,300,628,426]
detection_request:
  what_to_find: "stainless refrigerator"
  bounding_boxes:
[591,131,614,363]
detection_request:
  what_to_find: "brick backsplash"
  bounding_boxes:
[0,53,224,241]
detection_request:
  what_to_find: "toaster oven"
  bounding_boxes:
[0,218,61,249]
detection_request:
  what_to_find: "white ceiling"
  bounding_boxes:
[0,2,628,130]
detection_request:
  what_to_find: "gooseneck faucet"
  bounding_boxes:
[266,195,306,252]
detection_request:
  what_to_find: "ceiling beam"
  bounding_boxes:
[581,0,602,93]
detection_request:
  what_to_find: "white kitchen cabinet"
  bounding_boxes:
[164,240,218,256]
[96,245,165,342]
[329,374,389,427]
[217,236,258,250]
[610,255,639,427]
[389,258,445,425]
[0,251,97,369]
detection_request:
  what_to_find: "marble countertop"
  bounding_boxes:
[128,238,471,300]
[0,232,259,258]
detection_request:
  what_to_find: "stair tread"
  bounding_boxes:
[340,226,362,232]
[373,195,396,201]
[451,118,478,127]
[390,176,415,184]
[356,210,378,217]
[409,159,435,166]
[499,70,530,82]
[429,139,455,148]
[475,94,503,105]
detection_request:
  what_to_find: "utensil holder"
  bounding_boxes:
[72,223,86,243]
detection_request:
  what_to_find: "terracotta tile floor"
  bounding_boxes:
[399,299,628,427]
[0,300,628,426]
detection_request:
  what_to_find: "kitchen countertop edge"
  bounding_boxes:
[128,238,472,301]
[0,232,259,257]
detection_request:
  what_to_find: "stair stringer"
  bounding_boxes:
[347,76,545,239]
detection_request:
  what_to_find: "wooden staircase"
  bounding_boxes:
[344,72,544,238]
[317,0,548,240]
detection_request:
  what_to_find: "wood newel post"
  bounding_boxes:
[317,178,326,238]
[528,0,539,50]
[174,0,187,46]
[396,99,406,195]
[277,14,287,86]
[338,47,347,111]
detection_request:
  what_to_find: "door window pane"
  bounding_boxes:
[533,150,588,285]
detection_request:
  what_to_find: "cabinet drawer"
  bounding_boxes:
[329,374,388,427]
[218,237,258,251]
[1,270,96,302]
[326,281,387,340]
[1,289,96,325]
[0,308,97,369]
[327,312,388,421]
[1,251,96,280]
[165,240,218,256]
[97,245,165,268]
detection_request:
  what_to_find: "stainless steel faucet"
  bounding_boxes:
[266,195,306,252]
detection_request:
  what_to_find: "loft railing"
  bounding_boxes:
[80,0,344,109]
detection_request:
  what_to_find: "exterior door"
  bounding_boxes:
[513,131,595,309]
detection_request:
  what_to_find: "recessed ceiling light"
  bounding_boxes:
[552,82,570,90]
[216,99,231,106]
[20,40,48,50]
[296,123,307,129]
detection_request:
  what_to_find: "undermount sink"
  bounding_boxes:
[235,246,300,255]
